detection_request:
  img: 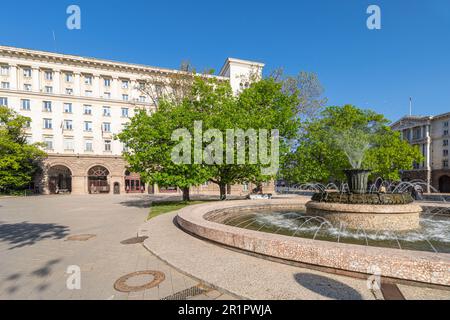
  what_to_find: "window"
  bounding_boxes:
[0,97,8,106]
[121,108,129,118]
[63,103,72,113]
[243,183,249,192]
[138,82,145,90]
[139,96,146,103]
[45,86,53,93]
[43,118,52,129]
[24,120,31,128]
[413,127,421,140]
[43,101,52,112]
[121,80,129,89]
[25,135,33,144]
[444,130,449,136]
[24,84,32,91]
[63,138,74,151]
[104,140,112,152]
[1,82,9,89]
[23,68,32,78]
[84,75,93,85]
[43,137,53,150]
[104,78,111,87]
[102,122,111,133]
[85,90,92,97]
[44,71,53,81]
[65,72,73,82]
[83,105,92,115]
[122,94,129,101]
[103,106,111,117]
[444,160,449,168]
[84,121,93,132]
[21,99,31,110]
[85,140,93,152]
[444,150,449,157]
[65,88,73,95]
[0,65,9,76]
[104,92,111,99]
[63,120,73,130]
[444,121,449,128]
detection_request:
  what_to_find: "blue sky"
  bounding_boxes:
[1,0,449,121]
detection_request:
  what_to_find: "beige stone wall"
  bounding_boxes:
[39,154,276,196]
[40,154,127,195]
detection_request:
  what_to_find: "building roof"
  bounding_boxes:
[0,45,230,80]
[391,112,450,128]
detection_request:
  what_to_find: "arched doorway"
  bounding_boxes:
[48,165,72,194]
[88,166,110,194]
[439,175,450,193]
[113,182,120,194]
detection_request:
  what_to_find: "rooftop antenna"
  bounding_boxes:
[52,30,57,52]
[409,97,412,116]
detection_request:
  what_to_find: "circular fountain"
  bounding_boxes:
[305,169,422,231]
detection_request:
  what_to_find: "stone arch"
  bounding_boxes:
[48,165,72,194]
[87,165,111,194]
[439,175,450,193]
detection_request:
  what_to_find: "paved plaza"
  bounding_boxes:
[0,195,233,300]
[0,194,449,300]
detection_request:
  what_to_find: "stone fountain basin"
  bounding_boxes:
[176,198,450,287]
[305,201,422,231]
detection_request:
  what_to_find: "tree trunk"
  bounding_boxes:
[219,183,227,201]
[182,187,190,202]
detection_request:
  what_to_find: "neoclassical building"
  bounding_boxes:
[391,112,450,193]
[0,45,273,195]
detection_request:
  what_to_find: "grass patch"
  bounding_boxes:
[148,201,208,220]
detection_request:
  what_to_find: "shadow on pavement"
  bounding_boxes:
[294,272,363,300]
[0,221,70,250]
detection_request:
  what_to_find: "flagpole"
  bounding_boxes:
[409,97,412,116]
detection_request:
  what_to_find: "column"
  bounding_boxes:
[54,69,61,94]
[9,64,17,90]
[93,74,100,97]
[111,76,119,100]
[425,124,432,193]
[32,67,40,92]
[74,72,81,96]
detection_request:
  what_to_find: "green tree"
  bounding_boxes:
[0,106,47,193]
[116,98,211,201]
[282,105,423,184]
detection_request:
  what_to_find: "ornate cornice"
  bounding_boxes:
[0,45,229,80]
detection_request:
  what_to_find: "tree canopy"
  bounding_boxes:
[118,74,301,199]
[0,106,47,193]
[281,105,423,184]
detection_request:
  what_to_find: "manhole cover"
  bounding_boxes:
[66,234,96,241]
[120,236,148,245]
[114,270,165,292]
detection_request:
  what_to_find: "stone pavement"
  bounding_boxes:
[139,210,450,300]
[0,195,235,300]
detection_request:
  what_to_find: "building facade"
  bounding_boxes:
[0,46,273,196]
[391,113,450,193]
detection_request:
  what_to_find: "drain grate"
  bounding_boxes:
[381,283,405,300]
[66,234,96,241]
[120,236,148,245]
[114,270,165,293]
[161,284,210,300]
